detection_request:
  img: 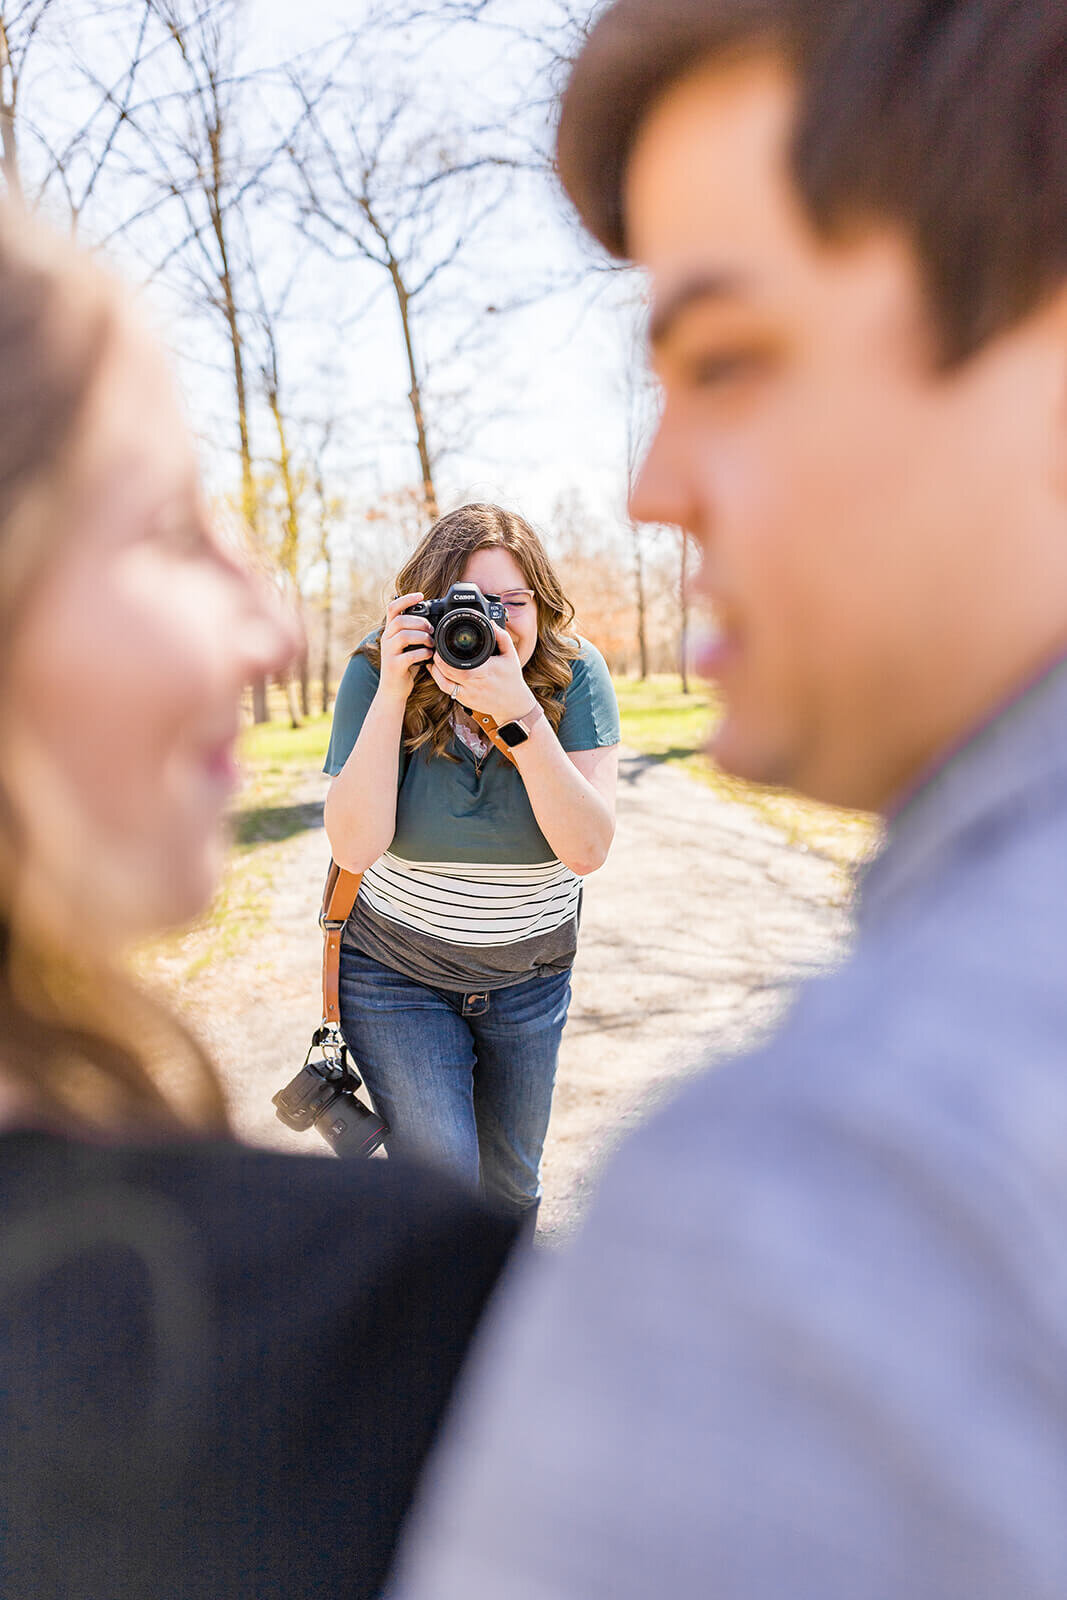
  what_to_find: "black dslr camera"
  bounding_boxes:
[404,582,508,671]
[273,1027,388,1158]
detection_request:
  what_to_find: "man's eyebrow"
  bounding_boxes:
[649,271,751,347]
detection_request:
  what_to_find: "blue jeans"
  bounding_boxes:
[338,946,572,1216]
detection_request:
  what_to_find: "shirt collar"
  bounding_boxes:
[859,651,1067,927]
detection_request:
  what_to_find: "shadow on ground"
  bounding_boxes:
[619,748,699,782]
[231,800,324,848]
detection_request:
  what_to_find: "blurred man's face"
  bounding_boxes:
[627,56,1067,811]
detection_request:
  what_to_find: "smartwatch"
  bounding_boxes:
[495,703,544,748]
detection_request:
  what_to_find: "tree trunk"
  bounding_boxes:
[679,530,690,695]
[284,674,302,729]
[389,259,438,520]
[0,19,23,204]
[319,508,334,716]
[213,195,255,532]
[631,519,649,680]
[299,644,311,719]
[282,659,304,729]
[320,603,333,715]
[267,384,299,585]
[267,378,303,726]
[206,108,268,719]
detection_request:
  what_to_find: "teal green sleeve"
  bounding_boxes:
[557,640,621,751]
[323,643,381,776]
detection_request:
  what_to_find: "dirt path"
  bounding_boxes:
[170,752,856,1238]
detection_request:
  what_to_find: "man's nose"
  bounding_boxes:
[629,414,699,532]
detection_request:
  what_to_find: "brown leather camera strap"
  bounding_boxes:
[460,708,520,767]
[320,858,361,1027]
[319,714,518,1026]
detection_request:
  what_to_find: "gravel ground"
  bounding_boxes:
[167,750,859,1238]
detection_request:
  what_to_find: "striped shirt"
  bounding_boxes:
[360,853,582,948]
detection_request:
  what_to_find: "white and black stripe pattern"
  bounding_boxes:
[359,851,581,947]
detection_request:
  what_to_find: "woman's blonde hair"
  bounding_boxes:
[362,503,580,759]
[0,205,228,1138]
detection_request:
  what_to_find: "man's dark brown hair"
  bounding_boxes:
[557,0,1067,366]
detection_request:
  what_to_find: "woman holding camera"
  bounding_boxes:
[324,504,621,1218]
[0,209,517,1598]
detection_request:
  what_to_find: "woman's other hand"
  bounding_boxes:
[429,623,537,726]
[377,593,434,705]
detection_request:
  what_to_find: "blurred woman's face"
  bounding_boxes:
[3,323,298,946]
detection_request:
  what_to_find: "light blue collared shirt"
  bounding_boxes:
[392,658,1067,1600]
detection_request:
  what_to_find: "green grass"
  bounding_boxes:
[235,714,331,824]
[616,675,879,869]
[615,676,719,765]
[239,713,333,769]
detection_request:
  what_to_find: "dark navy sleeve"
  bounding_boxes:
[0,1133,518,1600]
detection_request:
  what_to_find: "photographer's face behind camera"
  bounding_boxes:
[461,547,539,667]
[627,57,1067,814]
[3,322,298,950]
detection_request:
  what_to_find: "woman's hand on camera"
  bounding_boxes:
[377,593,434,705]
[429,623,537,726]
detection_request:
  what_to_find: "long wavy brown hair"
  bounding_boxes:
[0,205,228,1139]
[361,503,581,760]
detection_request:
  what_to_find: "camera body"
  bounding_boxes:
[405,582,508,671]
[273,1030,388,1158]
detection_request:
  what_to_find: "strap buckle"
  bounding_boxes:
[311,1021,348,1060]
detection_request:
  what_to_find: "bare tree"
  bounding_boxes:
[38,3,166,229]
[115,0,315,718]
[679,530,692,694]
[312,429,341,716]
[628,515,650,682]
[384,0,605,95]
[150,2,257,528]
[622,336,655,681]
[258,311,307,726]
[289,56,528,520]
[0,0,47,201]
[0,0,158,219]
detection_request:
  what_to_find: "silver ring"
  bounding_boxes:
[450,681,458,699]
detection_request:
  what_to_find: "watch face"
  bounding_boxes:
[497,720,529,748]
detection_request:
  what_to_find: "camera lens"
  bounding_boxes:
[438,610,494,670]
[449,623,482,657]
